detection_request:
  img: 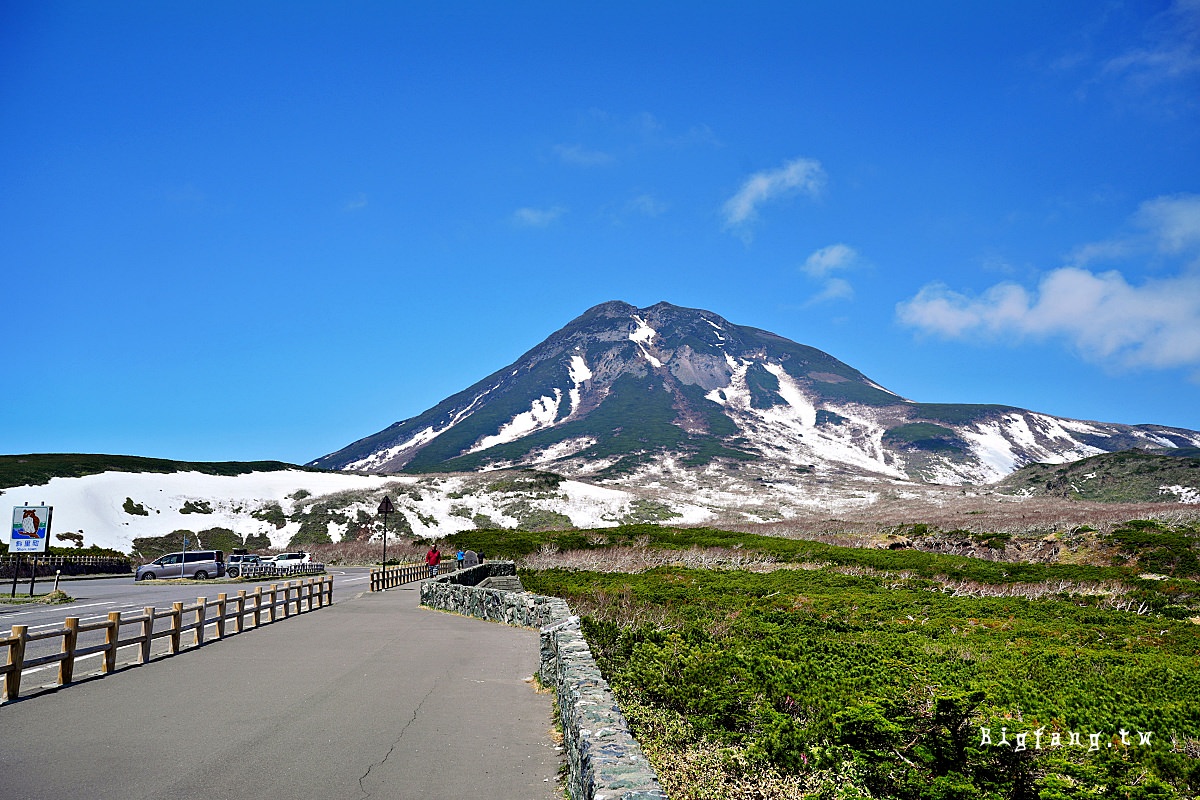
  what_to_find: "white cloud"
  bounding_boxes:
[800,243,859,305]
[805,277,855,306]
[553,144,615,167]
[898,197,1200,373]
[512,206,566,227]
[721,157,825,233]
[1101,0,1200,85]
[1136,193,1200,253]
[343,193,368,212]
[802,243,858,277]
[625,194,668,218]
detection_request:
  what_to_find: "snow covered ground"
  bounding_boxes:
[1,471,407,553]
[0,469,670,553]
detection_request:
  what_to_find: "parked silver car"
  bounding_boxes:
[136,550,225,581]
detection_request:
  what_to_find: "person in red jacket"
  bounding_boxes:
[425,545,441,577]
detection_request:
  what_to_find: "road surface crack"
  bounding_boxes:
[358,679,439,798]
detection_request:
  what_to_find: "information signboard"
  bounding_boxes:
[10,505,52,553]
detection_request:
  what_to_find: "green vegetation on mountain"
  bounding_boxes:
[514,523,1200,800]
[0,453,311,490]
[910,403,1018,425]
[1107,519,1200,577]
[132,527,244,559]
[524,565,1199,800]
[412,374,756,475]
[884,422,969,453]
[1000,450,1200,503]
[122,497,149,516]
[179,499,213,514]
[745,362,784,409]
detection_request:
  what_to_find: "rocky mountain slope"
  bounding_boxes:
[312,301,1200,485]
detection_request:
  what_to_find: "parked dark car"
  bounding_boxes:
[225,553,261,578]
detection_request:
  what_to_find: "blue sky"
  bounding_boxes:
[3,1,1199,465]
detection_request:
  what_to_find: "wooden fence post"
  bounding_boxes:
[236,590,247,633]
[170,602,183,654]
[269,584,279,622]
[253,587,263,627]
[194,598,206,646]
[59,617,80,685]
[216,594,227,639]
[140,607,153,663]
[104,611,121,673]
[5,624,27,701]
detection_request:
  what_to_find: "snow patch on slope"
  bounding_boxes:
[706,358,904,479]
[961,422,1021,479]
[470,389,564,453]
[568,355,592,417]
[763,363,816,427]
[1159,485,1200,504]
[629,314,663,368]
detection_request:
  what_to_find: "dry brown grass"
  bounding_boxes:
[722,495,1200,542]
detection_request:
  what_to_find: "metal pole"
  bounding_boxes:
[10,555,20,598]
[27,555,37,597]
[180,535,188,580]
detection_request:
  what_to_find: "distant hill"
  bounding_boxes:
[0,453,312,490]
[998,449,1200,503]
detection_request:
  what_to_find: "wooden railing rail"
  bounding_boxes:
[2,575,333,701]
[369,562,427,591]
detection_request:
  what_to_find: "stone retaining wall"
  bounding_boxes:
[419,564,667,800]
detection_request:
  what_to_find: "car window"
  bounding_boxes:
[158,555,179,566]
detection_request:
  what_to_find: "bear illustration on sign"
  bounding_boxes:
[18,508,40,537]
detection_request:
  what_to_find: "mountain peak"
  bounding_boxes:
[311,302,1200,484]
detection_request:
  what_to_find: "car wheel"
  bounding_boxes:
[194,571,208,580]
[228,567,240,578]
[141,572,155,581]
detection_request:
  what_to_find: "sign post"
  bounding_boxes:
[377,497,395,576]
[11,505,52,597]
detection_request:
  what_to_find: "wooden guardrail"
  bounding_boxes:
[1,575,333,702]
[370,562,428,591]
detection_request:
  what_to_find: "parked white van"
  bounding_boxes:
[136,550,225,581]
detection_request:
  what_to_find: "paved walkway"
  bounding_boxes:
[0,585,561,800]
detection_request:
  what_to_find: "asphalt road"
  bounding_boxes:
[1,568,377,684]
[0,583,561,799]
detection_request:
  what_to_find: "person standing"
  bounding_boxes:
[456,548,465,570]
[425,544,441,577]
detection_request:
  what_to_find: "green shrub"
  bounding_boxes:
[123,497,149,516]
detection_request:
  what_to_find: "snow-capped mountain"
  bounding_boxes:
[312,301,1200,485]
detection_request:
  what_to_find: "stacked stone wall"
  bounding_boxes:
[419,564,667,800]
